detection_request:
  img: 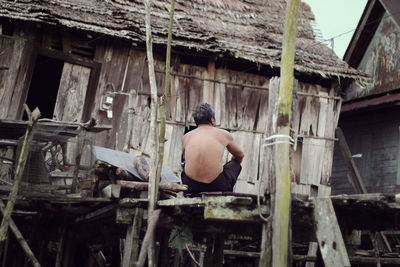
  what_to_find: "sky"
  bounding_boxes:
[302,0,368,59]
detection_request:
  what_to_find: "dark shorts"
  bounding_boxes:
[181,160,242,194]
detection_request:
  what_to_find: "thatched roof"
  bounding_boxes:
[0,0,366,79]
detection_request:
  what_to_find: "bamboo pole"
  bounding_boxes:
[143,0,160,266]
[155,0,176,196]
[272,0,299,266]
[0,105,41,258]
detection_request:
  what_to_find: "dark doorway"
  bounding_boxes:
[25,55,64,119]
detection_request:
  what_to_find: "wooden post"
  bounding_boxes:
[272,0,299,266]
[144,0,175,265]
[156,0,176,184]
[259,77,280,267]
[313,198,350,267]
[143,0,160,265]
[0,106,40,256]
[135,209,161,267]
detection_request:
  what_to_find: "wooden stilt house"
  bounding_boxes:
[0,0,365,196]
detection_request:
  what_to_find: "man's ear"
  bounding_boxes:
[211,117,216,127]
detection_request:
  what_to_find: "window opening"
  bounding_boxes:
[24,55,64,119]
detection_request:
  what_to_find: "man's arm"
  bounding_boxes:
[226,132,244,163]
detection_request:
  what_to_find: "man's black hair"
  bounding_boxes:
[192,103,215,126]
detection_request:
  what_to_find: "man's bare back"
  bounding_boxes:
[183,124,244,183]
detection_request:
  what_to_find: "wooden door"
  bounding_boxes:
[53,62,91,122]
[52,62,91,165]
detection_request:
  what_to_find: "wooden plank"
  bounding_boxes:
[305,242,318,267]
[0,36,15,119]
[54,63,91,121]
[162,124,184,174]
[213,70,227,128]
[324,88,337,139]
[202,60,215,105]
[299,138,325,185]
[75,204,117,223]
[231,131,261,190]
[320,140,335,185]
[313,198,350,267]
[0,29,36,120]
[316,90,329,137]
[256,88,269,133]
[121,207,143,266]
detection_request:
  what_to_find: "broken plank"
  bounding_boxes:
[313,198,350,267]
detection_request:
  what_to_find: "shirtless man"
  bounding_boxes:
[181,103,244,194]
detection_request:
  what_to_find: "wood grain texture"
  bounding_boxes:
[0,29,35,120]
[313,198,350,267]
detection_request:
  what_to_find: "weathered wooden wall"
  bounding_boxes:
[331,107,400,194]
[0,27,36,119]
[346,11,400,100]
[0,23,342,195]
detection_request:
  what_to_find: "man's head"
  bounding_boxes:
[192,103,215,126]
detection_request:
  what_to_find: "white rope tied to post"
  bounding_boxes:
[263,134,294,147]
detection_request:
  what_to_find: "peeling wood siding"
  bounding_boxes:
[346,12,400,100]
[331,107,400,194]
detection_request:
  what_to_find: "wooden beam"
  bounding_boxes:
[335,127,367,193]
[313,198,350,267]
[272,0,300,266]
[75,204,117,223]
[117,180,188,192]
